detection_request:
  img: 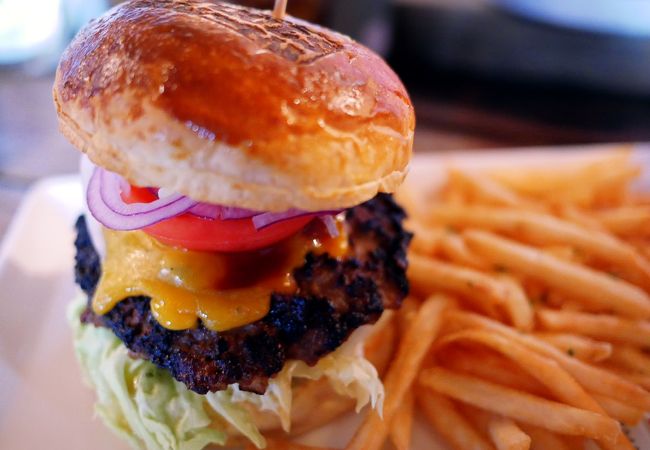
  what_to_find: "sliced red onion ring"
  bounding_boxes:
[252,209,343,230]
[99,169,188,215]
[188,203,259,220]
[87,168,198,230]
[252,209,315,229]
[319,215,339,238]
[85,163,346,235]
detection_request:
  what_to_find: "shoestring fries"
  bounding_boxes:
[345,149,649,450]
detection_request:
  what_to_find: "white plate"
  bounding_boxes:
[1,146,649,449]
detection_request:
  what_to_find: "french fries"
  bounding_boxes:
[448,168,538,209]
[537,309,650,346]
[342,150,650,450]
[495,275,534,332]
[534,333,612,362]
[409,254,533,329]
[519,424,578,450]
[436,329,603,412]
[595,206,650,237]
[608,345,650,375]
[464,229,650,318]
[441,347,547,395]
[389,390,414,450]
[396,296,419,338]
[485,149,635,205]
[446,310,650,411]
[345,294,450,450]
[459,404,532,450]
[419,367,622,444]
[407,221,444,256]
[438,230,490,270]
[605,368,650,391]
[487,416,531,450]
[556,204,608,232]
[417,389,495,450]
[428,205,650,289]
[591,393,645,425]
[437,333,638,450]
[456,403,492,435]
[409,254,507,303]
[244,438,335,450]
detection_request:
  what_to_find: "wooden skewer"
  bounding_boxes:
[272,0,288,20]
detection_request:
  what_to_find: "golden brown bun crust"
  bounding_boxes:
[54,0,415,211]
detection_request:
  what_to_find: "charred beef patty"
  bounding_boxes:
[75,193,411,394]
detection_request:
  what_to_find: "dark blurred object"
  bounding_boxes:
[390,0,650,152]
[230,0,392,54]
[393,0,650,96]
[108,0,323,21]
[229,0,322,22]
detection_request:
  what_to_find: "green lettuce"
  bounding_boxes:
[68,294,384,450]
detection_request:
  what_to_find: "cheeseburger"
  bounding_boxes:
[53,0,414,448]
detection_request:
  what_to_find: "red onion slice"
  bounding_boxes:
[188,203,259,220]
[99,169,188,215]
[319,215,339,238]
[87,168,198,230]
[218,206,260,219]
[84,162,347,235]
[251,209,315,229]
[252,209,343,230]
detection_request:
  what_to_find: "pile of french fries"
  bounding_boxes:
[253,150,650,450]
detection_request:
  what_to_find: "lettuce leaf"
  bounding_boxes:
[68,294,384,450]
[68,296,226,450]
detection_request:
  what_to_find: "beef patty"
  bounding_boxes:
[75,193,411,394]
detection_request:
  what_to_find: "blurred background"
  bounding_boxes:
[2,0,650,237]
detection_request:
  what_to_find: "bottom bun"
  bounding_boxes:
[222,312,396,446]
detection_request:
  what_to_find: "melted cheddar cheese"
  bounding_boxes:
[92,217,348,332]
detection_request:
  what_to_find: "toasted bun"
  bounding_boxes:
[53,0,414,211]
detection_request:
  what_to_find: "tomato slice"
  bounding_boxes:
[123,186,313,252]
